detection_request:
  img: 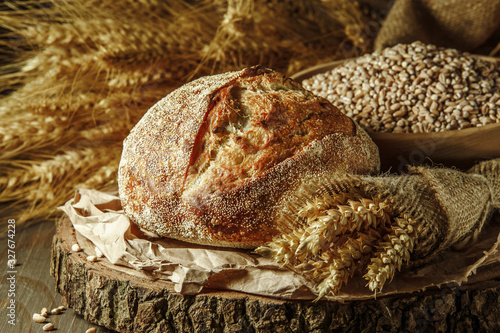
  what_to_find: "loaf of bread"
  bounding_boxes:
[118,66,380,248]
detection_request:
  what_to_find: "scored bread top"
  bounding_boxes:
[118,66,380,248]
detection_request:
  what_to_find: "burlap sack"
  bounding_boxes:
[374,0,500,51]
[280,164,494,261]
[262,159,500,296]
[361,165,494,259]
[469,159,500,208]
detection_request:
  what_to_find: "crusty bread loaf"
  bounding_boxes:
[118,66,380,248]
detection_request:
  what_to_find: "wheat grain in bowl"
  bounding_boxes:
[301,41,500,133]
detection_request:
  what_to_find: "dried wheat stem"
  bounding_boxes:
[0,142,121,227]
[255,230,302,267]
[78,119,133,142]
[364,215,417,293]
[0,115,69,159]
[295,195,392,260]
[73,163,118,190]
[0,144,120,203]
[258,190,403,298]
[312,229,381,300]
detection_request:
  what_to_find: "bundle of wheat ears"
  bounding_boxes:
[0,0,373,230]
[257,159,500,299]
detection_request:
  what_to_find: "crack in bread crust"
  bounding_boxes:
[184,70,355,197]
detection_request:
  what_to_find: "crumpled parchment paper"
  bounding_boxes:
[60,188,500,301]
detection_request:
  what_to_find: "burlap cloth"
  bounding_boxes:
[374,0,500,52]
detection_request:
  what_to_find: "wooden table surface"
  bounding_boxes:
[0,218,114,333]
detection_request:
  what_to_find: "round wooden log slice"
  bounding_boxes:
[51,216,500,333]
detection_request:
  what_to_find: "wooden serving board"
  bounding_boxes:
[51,216,500,332]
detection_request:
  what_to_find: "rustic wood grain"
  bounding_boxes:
[0,217,112,333]
[51,216,500,333]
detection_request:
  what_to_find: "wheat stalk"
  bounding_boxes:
[293,195,392,260]
[0,144,119,201]
[256,189,419,299]
[200,0,371,75]
[364,215,417,294]
[308,229,381,300]
[0,113,88,159]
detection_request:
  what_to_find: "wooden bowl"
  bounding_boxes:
[292,57,500,172]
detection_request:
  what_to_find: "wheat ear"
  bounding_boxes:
[364,215,417,294]
[294,195,392,261]
[312,229,382,300]
[256,191,403,298]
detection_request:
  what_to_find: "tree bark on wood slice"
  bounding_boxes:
[51,216,500,333]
